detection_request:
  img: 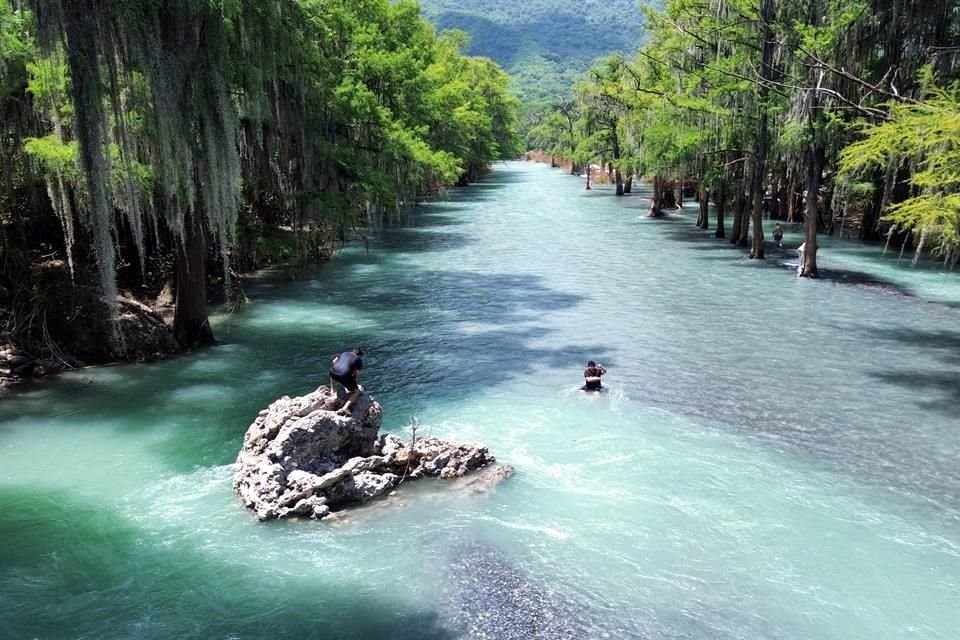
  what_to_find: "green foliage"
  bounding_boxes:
[0,0,31,72]
[23,134,76,172]
[3,0,520,341]
[1,0,36,226]
[839,84,960,254]
[532,0,960,266]
[25,56,68,111]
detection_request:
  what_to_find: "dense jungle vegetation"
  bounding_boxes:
[527,0,960,277]
[0,0,518,375]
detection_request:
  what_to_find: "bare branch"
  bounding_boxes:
[794,43,919,105]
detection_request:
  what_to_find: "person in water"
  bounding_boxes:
[773,223,784,248]
[582,360,607,392]
[328,347,364,415]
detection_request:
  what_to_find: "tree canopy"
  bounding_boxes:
[0,0,518,358]
[527,0,960,275]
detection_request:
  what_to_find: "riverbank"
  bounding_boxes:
[0,236,373,391]
[0,292,181,391]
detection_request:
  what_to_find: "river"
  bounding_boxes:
[1,161,958,639]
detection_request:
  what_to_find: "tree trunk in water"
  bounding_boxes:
[801,145,821,278]
[776,171,789,219]
[823,186,836,235]
[738,194,750,247]
[677,183,684,208]
[649,175,663,216]
[697,184,709,230]
[624,176,633,193]
[174,213,215,348]
[799,0,820,277]
[749,0,775,259]
[730,190,745,244]
[715,183,727,238]
[786,182,798,222]
[750,183,766,258]
[585,166,592,190]
[611,130,623,196]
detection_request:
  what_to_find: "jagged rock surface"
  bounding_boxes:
[233,386,505,521]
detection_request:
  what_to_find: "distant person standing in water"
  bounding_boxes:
[773,223,784,248]
[582,360,607,392]
[328,348,364,415]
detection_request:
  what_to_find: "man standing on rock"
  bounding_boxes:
[328,348,364,415]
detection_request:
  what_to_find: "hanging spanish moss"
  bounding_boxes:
[9,0,518,357]
[46,171,75,276]
[33,0,119,314]
[30,0,246,331]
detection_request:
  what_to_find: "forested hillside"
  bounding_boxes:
[417,0,647,101]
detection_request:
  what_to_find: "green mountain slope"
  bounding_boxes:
[417,0,647,102]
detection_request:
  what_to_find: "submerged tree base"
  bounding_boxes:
[0,293,183,389]
[0,258,185,389]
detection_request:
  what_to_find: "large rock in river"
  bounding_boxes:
[233,386,508,521]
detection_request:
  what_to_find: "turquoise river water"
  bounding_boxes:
[1,161,959,639]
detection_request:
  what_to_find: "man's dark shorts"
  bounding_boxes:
[330,369,358,392]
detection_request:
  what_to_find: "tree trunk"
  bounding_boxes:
[624,176,633,193]
[801,145,821,278]
[786,181,798,222]
[750,180,766,258]
[697,183,709,230]
[730,189,745,244]
[585,166,592,190]
[715,183,727,238]
[174,212,215,348]
[738,190,750,247]
[749,0,775,259]
[612,131,623,195]
[776,167,789,219]
[649,175,663,216]
[777,178,790,220]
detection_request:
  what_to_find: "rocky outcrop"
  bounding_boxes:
[233,386,509,521]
